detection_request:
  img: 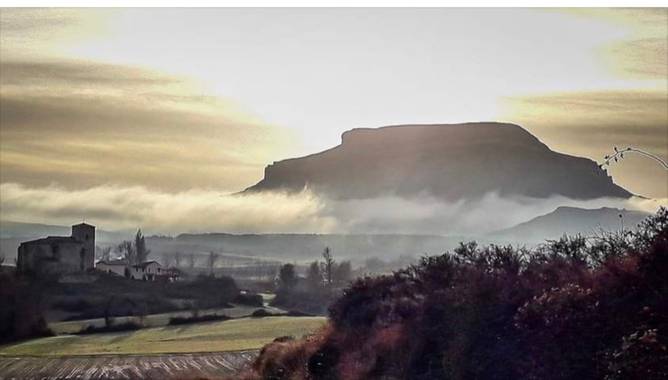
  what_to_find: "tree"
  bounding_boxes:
[208,251,220,276]
[278,263,297,290]
[321,247,335,286]
[175,252,183,267]
[104,296,116,328]
[135,229,150,264]
[333,260,352,285]
[118,241,136,265]
[307,261,322,289]
[162,252,175,267]
[364,257,385,273]
[98,246,112,262]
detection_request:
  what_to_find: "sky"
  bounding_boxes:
[0,8,666,232]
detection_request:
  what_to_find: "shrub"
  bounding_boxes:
[251,309,275,318]
[0,273,54,343]
[78,321,141,334]
[168,314,230,325]
[234,293,264,307]
[604,328,668,380]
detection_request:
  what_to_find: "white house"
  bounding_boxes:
[96,259,178,281]
[96,259,128,276]
[128,260,162,281]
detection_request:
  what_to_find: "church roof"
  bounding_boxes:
[72,222,95,228]
[20,236,78,246]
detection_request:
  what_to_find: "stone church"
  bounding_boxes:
[17,223,96,274]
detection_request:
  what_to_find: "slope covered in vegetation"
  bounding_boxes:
[241,207,668,380]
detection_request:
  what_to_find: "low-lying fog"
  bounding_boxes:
[1,182,664,237]
[1,182,665,268]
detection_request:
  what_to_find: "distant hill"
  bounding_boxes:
[0,220,128,241]
[245,122,632,201]
[0,220,73,239]
[489,206,650,244]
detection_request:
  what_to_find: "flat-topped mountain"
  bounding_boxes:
[245,122,632,200]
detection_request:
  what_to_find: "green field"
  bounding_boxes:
[0,316,326,356]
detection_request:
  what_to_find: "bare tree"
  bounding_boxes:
[307,260,322,289]
[98,246,112,262]
[104,296,116,328]
[321,247,335,286]
[188,253,196,269]
[118,241,136,265]
[333,260,352,285]
[162,252,175,267]
[208,251,220,276]
[175,252,183,267]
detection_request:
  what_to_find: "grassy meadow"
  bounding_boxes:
[0,316,326,356]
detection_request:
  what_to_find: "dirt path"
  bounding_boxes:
[0,351,257,380]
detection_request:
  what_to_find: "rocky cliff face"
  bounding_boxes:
[245,122,632,200]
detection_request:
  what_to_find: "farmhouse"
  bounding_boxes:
[96,258,180,281]
[128,260,162,281]
[17,223,96,275]
[96,259,128,276]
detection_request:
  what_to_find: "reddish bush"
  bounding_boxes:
[243,207,668,380]
[604,328,668,380]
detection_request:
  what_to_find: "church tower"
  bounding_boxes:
[72,223,96,270]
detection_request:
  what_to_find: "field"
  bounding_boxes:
[0,351,258,380]
[0,316,326,379]
[0,316,326,356]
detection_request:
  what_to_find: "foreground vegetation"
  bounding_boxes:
[242,207,668,380]
[0,316,326,356]
[0,269,243,343]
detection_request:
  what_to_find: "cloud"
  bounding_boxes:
[1,183,664,236]
[603,37,668,79]
[0,8,110,56]
[0,59,294,192]
[562,8,667,80]
[0,60,177,87]
[0,183,336,234]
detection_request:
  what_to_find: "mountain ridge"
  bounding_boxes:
[489,206,650,243]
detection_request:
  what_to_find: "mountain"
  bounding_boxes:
[489,206,650,243]
[244,122,632,200]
